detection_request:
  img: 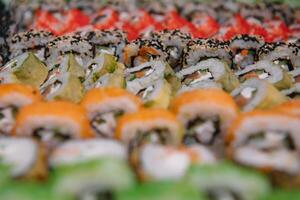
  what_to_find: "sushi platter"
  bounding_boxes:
[1,0,300,199]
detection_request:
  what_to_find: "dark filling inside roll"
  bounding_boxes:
[79,190,115,200]
[91,110,124,137]
[233,48,256,70]
[287,91,300,99]
[205,188,242,200]
[0,106,18,135]
[129,128,172,152]
[33,128,71,144]
[137,85,155,100]
[184,116,220,146]
[182,69,214,86]
[166,45,180,69]
[245,131,295,151]
[274,58,294,71]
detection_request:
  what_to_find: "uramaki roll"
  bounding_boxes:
[12,101,93,144]
[81,87,142,138]
[0,83,42,135]
[115,109,183,147]
[226,110,300,187]
[170,89,238,156]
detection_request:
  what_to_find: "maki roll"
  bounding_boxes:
[83,30,127,60]
[80,87,142,138]
[0,52,48,88]
[122,38,166,68]
[40,72,84,103]
[44,35,93,68]
[115,109,183,148]
[57,53,85,81]
[231,78,287,111]
[185,161,271,200]
[170,89,238,156]
[125,60,179,95]
[230,34,264,70]
[258,42,300,72]
[0,137,47,180]
[150,30,191,71]
[176,58,240,92]
[0,83,42,135]
[235,60,293,90]
[137,78,172,109]
[226,110,300,187]
[12,101,93,147]
[182,39,233,68]
[7,30,54,61]
[50,139,135,200]
[117,181,202,200]
[84,53,126,89]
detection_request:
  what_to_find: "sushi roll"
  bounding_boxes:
[83,30,127,60]
[122,38,166,68]
[176,58,240,92]
[115,109,183,148]
[125,60,179,95]
[80,87,142,138]
[7,30,54,61]
[58,53,85,81]
[0,52,48,88]
[230,34,264,70]
[44,35,93,68]
[12,101,93,146]
[137,78,172,109]
[130,143,216,181]
[170,89,238,156]
[226,110,300,187]
[40,72,84,103]
[0,83,42,135]
[84,53,126,89]
[231,78,287,111]
[0,137,47,180]
[150,30,191,71]
[117,181,202,200]
[235,60,293,90]
[258,42,300,72]
[50,139,135,200]
[185,161,271,200]
[182,39,233,68]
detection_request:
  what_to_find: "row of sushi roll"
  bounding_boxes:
[1,0,300,41]
[0,29,300,104]
[0,83,300,200]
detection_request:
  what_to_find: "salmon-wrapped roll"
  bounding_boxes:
[81,87,142,138]
[12,101,93,147]
[170,89,238,156]
[0,137,47,180]
[0,84,42,135]
[115,109,183,148]
[226,110,300,187]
